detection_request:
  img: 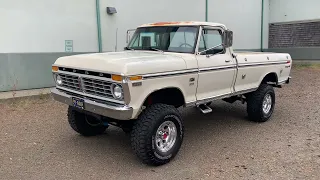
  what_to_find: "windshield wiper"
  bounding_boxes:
[146,47,164,53]
[124,47,134,50]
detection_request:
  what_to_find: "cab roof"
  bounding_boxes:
[138,21,227,29]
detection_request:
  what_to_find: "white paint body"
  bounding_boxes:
[53,22,292,119]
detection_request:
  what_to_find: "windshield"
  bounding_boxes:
[127,26,199,53]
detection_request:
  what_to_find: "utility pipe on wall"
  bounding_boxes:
[260,0,265,52]
[205,0,208,22]
[96,0,103,52]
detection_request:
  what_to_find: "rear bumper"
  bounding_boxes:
[286,76,291,84]
[51,88,133,120]
[278,76,291,85]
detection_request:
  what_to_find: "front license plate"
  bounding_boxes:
[72,97,85,109]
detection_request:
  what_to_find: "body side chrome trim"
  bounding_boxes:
[198,65,236,72]
[238,61,287,68]
[142,61,287,79]
[142,69,199,79]
[142,65,236,79]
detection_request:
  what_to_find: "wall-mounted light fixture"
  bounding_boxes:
[106,7,117,14]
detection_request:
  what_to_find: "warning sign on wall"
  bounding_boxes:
[65,40,73,52]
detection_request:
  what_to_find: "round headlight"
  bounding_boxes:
[111,84,123,99]
[56,74,62,85]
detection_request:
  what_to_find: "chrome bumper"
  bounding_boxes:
[278,76,291,85]
[286,76,291,84]
[51,88,133,120]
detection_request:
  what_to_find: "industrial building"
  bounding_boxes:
[0,0,319,92]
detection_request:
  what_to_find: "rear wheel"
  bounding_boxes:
[247,84,275,122]
[130,104,184,166]
[67,106,107,136]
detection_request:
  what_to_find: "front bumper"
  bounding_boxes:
[51,88,133,120]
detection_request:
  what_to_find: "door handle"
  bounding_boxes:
[225,60,231,63]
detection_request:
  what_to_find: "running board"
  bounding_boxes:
[198,104,212,114]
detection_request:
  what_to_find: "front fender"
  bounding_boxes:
[127,74,197,119]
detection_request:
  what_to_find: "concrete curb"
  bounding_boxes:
[0,88,52,100]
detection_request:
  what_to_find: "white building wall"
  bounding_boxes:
[208,0,267,50]
[0,0,97,53]
[100,0,267,52]
[270,0,320,23]
[100,0,206,52]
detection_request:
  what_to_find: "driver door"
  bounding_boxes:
[196,27,236,101]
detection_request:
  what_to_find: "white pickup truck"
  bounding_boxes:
[51,21,292,166]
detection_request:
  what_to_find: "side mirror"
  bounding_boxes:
[223,30,233,48]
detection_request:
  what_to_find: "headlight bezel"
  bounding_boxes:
[56,74,63,86]
[111,83,124,100]
[53,73,63,86]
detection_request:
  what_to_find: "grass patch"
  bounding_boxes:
[293,63,320,69]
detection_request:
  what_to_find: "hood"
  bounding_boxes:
[54,51,187,75]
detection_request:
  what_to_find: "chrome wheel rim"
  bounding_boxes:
[262,94,272,114]
[155,121,177,153]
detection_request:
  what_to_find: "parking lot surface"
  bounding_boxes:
[1,67,320,180]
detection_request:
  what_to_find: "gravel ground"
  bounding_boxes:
[1,68,320,180]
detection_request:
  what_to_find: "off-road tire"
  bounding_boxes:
[130,104,184,166]
[247,84,275,122]
[121,121,134,134]
[67,106,107,136]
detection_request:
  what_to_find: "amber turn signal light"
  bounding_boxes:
[129,76,142,81]
[52,66,59,72]
[112,75,123,81]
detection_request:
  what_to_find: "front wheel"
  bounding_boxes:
[67,106,107,136]
[130,104,184,166]
[247,84,275,122]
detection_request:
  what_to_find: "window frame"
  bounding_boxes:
[196,26,226,56]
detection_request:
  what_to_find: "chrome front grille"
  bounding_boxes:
[57,73,121,102]
[82,77,114,99]
[59,74,81,91]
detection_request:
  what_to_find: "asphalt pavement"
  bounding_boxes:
[1,68,320,180]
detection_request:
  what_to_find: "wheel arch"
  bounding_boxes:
[141,87,186,108]
[259,72,279,87]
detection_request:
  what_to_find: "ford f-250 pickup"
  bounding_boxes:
[51,21,292,166]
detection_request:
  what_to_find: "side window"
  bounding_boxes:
[199,29,224,55]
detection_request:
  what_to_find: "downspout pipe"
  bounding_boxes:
[260,0,264,52]
[205,0,208,22]
[96,0,103,52]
